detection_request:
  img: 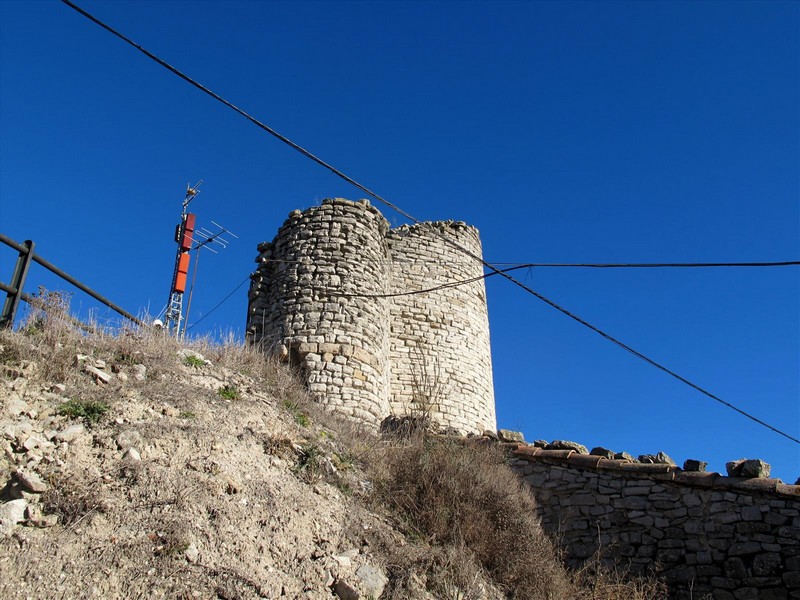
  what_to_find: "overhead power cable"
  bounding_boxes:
[185,275,250,332]
[325,264,529,299]
[61,0,800,445]
[262,257,800,268]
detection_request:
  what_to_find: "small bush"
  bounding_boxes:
[283,399,310,427]
[294,444,324,482]
[184,355,205,368]
[42,476,105,526]
[218,385,240,400]
[57,398,109,424]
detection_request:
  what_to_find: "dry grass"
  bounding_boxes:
[370,435,575,599]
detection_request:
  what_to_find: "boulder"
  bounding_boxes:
[332,580,359,600]
[355,563,388,599]
[83,364,111,384]
[132,364,147,381]
[115,430,141,452]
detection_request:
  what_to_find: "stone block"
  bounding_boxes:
[683,459,708,472]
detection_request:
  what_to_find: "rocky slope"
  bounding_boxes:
[0,320,665,600]
[0,328,464,600]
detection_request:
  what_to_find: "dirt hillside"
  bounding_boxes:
[0,310,664,600]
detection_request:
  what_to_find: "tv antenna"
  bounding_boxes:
[181,221,238,337]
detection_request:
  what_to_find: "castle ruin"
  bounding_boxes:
[246,198,496,434]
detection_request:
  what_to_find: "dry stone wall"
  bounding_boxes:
[247,198,496,433]
[386,222,495,433]
[508,446,800,599]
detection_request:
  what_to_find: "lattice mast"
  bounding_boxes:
[164,182,201,336]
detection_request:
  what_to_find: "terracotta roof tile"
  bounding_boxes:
[504,440,800,498]
[597,459,634,470]
[616,463,678,474]
[567,454,603,469]
[777,483,800,497]
[723,478,781,493]
[673,471,719,488]
[534,449,575,460]
[512,445,540,458]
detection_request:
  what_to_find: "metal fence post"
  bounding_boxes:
[0,240,35,329]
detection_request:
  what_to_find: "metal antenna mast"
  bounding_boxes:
[164,181,202,336]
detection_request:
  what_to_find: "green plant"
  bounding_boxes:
[184,355,205,368]
[178,410,196,419]
[333,451,355,472]
[218,384,240,400]
[283,398,310,427]
[334,480,353,496]
[57,398,109,424]
[294,444,323,482]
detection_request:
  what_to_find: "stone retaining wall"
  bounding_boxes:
[509,445,800,599]
[246,198,496,433]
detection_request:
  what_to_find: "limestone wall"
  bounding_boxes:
[508,446,800,599]
[386,222,495,433]
[246,198,496,433]
[247,199,392,425]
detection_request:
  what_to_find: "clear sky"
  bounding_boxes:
[1,1,798,481]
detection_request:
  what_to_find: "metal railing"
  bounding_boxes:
[0,233,144,329]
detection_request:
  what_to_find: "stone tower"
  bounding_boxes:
[246,198,496,434]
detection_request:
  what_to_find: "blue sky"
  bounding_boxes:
[1,1,797,481]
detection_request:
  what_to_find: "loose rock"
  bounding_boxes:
[497,429,525,443]
[83,364,111,384]
[547,440,589,454]
[115,430,141,451]
[0,498,28,536]
[55,424,85,443]
[590,446,615,459]
[355,563,388,599]
[13,469,48,493]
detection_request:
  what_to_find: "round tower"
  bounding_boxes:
[386,221,496,434]
[247,198,392,426]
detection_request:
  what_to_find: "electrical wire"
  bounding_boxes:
[185,275,250,332]
[62,0,800,445]
[260,257,800,268]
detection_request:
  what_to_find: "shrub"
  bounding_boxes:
[57,398,109,424]
[42,475,105,526]
[373,437,574,599]
[294,444,324,483]
[218,385,240,400]
[184,355,205,368]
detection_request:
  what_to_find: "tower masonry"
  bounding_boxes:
[246,198,496,434]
